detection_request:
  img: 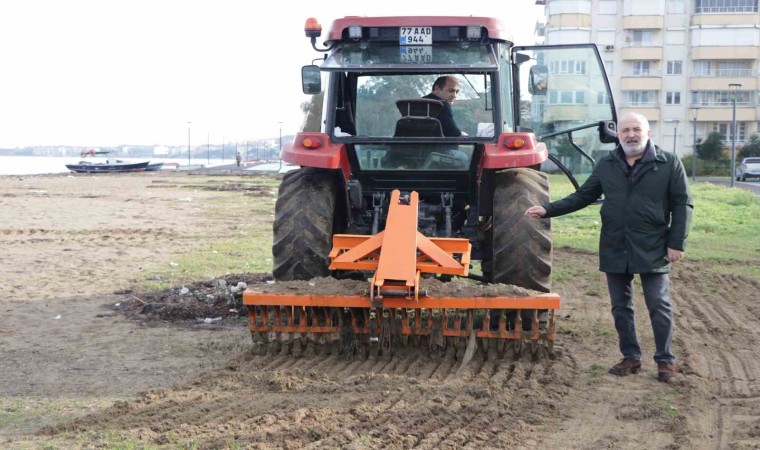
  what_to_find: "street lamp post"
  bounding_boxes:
[691,106,700,182]
[187,121,192,166]
[666,119,679,157]
[729,83,742,187]
[278,122,283,171]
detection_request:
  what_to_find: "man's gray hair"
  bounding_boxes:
[618,112,650,131]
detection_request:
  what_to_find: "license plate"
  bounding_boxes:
[400,46,433,63]
[399,26,433,45]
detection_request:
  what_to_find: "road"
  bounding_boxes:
[697,177,760,195]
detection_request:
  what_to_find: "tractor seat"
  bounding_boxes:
[393,98,444,137]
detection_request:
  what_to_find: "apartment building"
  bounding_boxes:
[537,0,759,156]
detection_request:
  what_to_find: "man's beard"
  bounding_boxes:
[622,139,646,155]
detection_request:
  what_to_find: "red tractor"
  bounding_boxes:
[244,16,617,357]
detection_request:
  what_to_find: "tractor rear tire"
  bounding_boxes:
[490,168,552,292]
[272,168,338,281]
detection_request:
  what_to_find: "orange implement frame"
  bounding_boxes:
[329,190,470,301]
[243,188,560,350]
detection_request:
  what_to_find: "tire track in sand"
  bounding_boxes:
[674,263,760,449]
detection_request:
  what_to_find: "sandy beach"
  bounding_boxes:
[2,171,760,448]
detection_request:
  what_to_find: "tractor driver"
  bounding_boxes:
[423,76,468,137]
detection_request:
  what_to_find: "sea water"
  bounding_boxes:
[0,156,236,176]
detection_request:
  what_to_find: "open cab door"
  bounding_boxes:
[512,44,618,189]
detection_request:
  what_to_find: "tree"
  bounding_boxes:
[300,92,324,133]
[356,75,434,135]
[738,134,760,159]
[697,131,725,162]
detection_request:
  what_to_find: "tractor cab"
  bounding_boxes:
[296,17,618,188]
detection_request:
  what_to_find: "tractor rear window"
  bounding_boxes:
[347,73,495,138]
[354,144,474,171]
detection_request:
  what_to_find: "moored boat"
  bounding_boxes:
[65,149,152,173]
[65,160,151,173]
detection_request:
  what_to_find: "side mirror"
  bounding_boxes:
[528,65,548,95]
[301,65,321,95]
[599,120,618,144]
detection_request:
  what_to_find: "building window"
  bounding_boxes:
[599,0,617,14]
[597,92,610,104]
[695,0,758,13]
[713,122,747,142]
[693,61,712,76]
[667,61,683,75]
[668,0,686,13]
[548,90,587,105]
[625,30,654,46]
[626,91,658,107]
[666,30,685,45]
[692,90,752,106]
[598,30,615,46]
[604,60,614,76]
[694,60,752,76]
[548,60,587,75]
[633,61,651,76]
[666,92,682,104]
[718,61,752,77]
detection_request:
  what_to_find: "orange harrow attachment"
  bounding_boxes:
[243,190,560,359]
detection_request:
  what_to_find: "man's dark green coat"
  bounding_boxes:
[542,141,693,274]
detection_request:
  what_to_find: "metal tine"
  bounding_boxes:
[514,308,523,335]
[400,309,410,346]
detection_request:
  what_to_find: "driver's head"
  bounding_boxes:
[432,76,460,104]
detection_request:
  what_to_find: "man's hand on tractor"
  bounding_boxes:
[524,206,547,218]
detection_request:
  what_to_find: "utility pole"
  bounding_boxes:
[187,121,192,166]
[691,107,700,182]
[729,83,742,188]
[278,122,283,171]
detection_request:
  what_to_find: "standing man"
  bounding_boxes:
[423,76,468,137]
[525,112,693,382]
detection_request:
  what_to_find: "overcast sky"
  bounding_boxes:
[0,1,544,147]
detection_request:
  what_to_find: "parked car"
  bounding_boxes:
[736,157,760,182]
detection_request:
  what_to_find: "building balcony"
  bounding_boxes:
[542,105,592,122]
[692,12,760,26]
[690,76,757,91]
[690,106,756,122]
[548,14,592,28]
[622,46,663,60]
[623,16,664,29]
[692,46,760,60]
[619,107,660,122]
[621,76,662,90]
